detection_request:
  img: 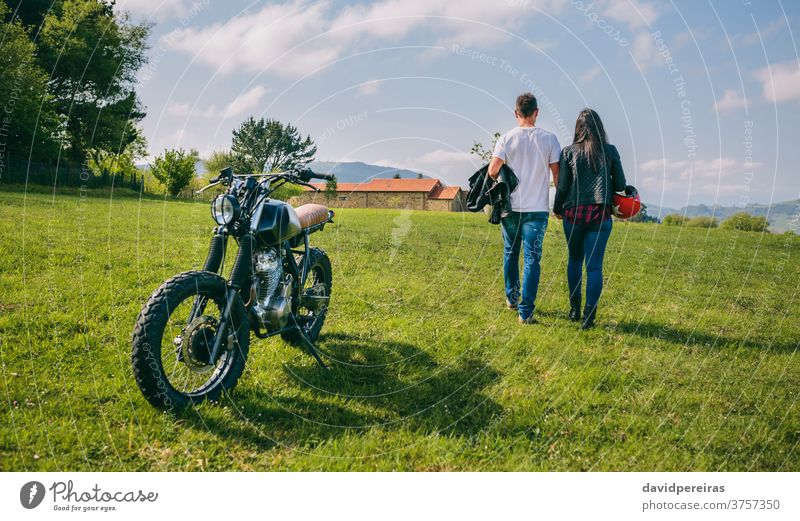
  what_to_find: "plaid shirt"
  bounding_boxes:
[563,203,611,225]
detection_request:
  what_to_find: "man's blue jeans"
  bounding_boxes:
[562,218,612,314]
[500,211,549,319]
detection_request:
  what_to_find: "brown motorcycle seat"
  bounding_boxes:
[295,204,330,229]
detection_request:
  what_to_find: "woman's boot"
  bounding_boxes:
[581,305,596,330]
[569,294,581,322]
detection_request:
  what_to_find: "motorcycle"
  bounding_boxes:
[131,166,335,411]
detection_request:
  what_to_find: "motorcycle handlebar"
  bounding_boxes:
[309,171,334,181]
[296,168,333,182]
[205,168,333,185]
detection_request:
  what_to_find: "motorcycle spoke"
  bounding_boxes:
[159,290,228,396]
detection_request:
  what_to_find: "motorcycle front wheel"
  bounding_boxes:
[131,270,249,412]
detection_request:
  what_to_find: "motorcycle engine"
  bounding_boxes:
[252,247,292,330]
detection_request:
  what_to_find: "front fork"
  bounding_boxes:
[184,230,242,365]
[186,231,230,327]
[207,233,253,364]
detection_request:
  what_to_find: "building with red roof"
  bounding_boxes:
[292,177,465,212]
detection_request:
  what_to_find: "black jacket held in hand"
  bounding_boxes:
[553,143,627,215]
[466,163,519,224]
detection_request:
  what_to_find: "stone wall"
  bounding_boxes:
[291,191,366,208]
[365,192,425,210]
[425,199,453,212]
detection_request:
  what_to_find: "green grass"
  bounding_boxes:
[0,189,798,471]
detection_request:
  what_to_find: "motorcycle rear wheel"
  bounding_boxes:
[281,247,332,347]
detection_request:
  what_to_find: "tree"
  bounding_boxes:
[325,175,337,193]
[471,132,502,162]
[87,129,147,186]
[417,173,424,179]
[3,0,55,28]
[38,0,150,165]
[150,149,199,197]
[392,172,401,179]
[203,149,233,178]
[230,117,316,174]
[721,212,769,232]
[0,3,60,165]
[628,204,659,223]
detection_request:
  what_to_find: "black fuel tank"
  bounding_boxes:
[250,199,302,246]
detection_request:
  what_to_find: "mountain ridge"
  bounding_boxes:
[308,161,431,183]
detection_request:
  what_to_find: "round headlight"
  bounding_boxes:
[211,194,240,225]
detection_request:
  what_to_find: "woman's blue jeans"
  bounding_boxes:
[562,218,612,314]
[500,211,549,319]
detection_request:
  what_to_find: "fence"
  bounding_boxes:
[0,156,143,190]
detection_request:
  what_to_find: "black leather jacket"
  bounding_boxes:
[466,163,519,224]
[553,143,627,215]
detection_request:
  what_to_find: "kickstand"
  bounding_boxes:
[291,315,329,370]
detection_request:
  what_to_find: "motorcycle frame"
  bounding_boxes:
[192,170,332,367]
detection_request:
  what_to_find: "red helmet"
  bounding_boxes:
[612,185,641,219]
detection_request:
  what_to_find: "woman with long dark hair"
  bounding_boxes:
[553,109,627,329]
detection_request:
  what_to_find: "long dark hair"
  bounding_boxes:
[572,108,608,171]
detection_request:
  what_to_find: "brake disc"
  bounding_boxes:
[181,316,218,373]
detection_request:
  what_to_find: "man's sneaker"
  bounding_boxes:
[506,299,518,310]
[518,314,537,325]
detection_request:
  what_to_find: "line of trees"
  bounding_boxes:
[0,0,150,187]
[662,212,769,232]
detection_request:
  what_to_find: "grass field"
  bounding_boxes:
[0,188,798,471]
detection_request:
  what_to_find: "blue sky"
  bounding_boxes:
[116,0,800,208]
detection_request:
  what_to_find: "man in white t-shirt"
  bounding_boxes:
[487,93,561,324]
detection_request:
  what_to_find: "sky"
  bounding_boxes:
[115,0,800,208]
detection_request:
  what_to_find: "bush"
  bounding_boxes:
[721,212,769,232]
[662,214,687,226]
[150,148,199,197]
[685,216,719,228]
[271,183,302,202]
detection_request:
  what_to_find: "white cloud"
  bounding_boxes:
[115,0,190,22]
[638,156,766,201]
[418,149,474,164]
[640,157,762,182]
[739,17,787,46]
[753,61,800,103]
[581,66,602,83]
[164,1,339,77]
[631,32,658,70]
[166,86,269,120]
[714,89,748,113]
[222,86,269,118]
[164,0,562,78]
[602,0,662,29]
[357,80,383,97]
[166,102,191,117]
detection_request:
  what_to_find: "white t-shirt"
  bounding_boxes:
[492,126,561,212]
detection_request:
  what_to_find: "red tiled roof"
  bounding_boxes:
[428,185,462,200]
[306,178,441,193]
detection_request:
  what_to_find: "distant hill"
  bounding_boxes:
[643,204,680,219]
[646,200,799,233]
[140,160,430,182]
[309,161,430,183]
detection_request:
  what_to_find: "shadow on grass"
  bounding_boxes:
[615,320,799,354]
[186,332,503,449]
